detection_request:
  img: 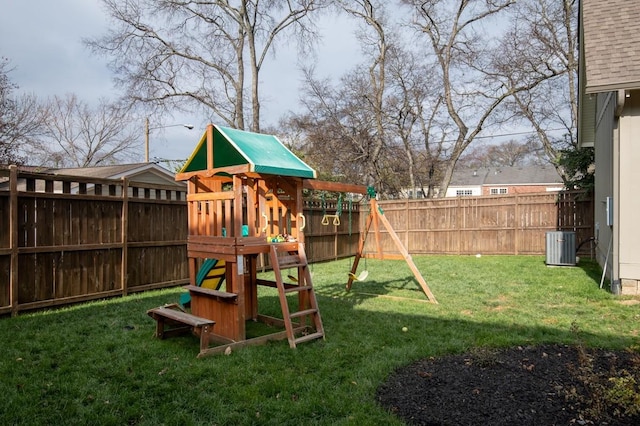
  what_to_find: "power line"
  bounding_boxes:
[406,127,570,149]
[472,127,568,140]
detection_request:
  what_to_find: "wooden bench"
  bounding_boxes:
[147,304,215,354]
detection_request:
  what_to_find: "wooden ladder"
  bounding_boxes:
[269,243,324,348]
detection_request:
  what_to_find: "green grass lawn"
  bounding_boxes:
[1,255,638,425]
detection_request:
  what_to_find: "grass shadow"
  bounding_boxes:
[0,255,637,425]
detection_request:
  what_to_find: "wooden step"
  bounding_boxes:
[294,331,324,345]
[278,261,306,269]
[276,254,305,268]
[289,308,318,319]
[284,285,312,293]
[147,306,215,328]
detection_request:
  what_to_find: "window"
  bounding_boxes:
[490,187,508,195]
[456,189,473,197]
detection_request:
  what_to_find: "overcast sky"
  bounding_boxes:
[0,0,362,163]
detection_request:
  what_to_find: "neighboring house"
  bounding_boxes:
[445,166,564,198]
[0,163,185,198]
[578,0,640,295]
[444,167,486,197]
[51,163,183,187]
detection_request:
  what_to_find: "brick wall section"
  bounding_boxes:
[482,185,563,196]
[621,279,640,296]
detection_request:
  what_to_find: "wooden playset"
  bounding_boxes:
[147,124,436,357]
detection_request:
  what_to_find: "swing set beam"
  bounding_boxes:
[303,180,368,194]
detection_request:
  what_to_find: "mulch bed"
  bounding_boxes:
[377,344,640,426]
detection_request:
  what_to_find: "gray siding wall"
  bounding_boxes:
[618,90,640,283]
[593,91,616,280]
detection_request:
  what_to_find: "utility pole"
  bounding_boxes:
[144,117,194,162]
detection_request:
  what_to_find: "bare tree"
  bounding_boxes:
[385,46,445,198]
[290,1,454,197]
[493,0,578,178]
[285,1,395,190]
[283,1,392,189]
[287,0,573,198]
[458,138,543,168]
[0,58,48,165]
[294,70,379,185]
[385,48,420,196]
[338,0,390,188]
[88,0,323,132]
[403,0,562,197]
[36,94,140,167]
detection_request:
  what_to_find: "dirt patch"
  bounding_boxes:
[377,344,640,425]
[617,300,640,306]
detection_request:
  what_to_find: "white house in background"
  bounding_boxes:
[0,163,185,198]
[578,0,640,295]
[51,163,182,186]
[444,167,486,197]
[445,166,564,198]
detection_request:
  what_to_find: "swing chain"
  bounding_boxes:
[321,192,327,217]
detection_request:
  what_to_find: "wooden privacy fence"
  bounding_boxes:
[1,165,592,315]
[363,191,593,257]
[302,198,362,263]
[0,166,189,316]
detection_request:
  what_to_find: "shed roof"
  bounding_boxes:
[180,125,316,179]
[581,0,640,93]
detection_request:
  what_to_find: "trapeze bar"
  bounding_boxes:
[321,214,341,226]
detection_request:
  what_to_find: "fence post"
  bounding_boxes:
[121,178,129,296]
[514,194,520,255]
[457,197,462,255]
[334,200,338,260]
[405,199,410,251]
[9,165,18,316]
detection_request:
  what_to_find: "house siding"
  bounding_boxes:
[592,89,640,295]
[618,91,640,294]
[593,91,617,290]
[580,0,640,295]
[445,186,481,197]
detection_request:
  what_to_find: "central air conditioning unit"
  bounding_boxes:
[545,231,576,266]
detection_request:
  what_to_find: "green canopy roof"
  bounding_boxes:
[180,125,316,179]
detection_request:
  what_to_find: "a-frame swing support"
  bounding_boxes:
[302,180,437,304]
[346,198,438,304]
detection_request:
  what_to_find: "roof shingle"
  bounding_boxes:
[451,166,562,186]
[582,0,640,93]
